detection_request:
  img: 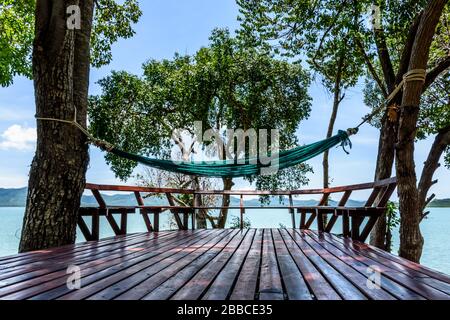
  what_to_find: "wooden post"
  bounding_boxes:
[92,212,100,241]
[120,211,128,235]
[289,194,295,228]
[299,209,306,229]
[317,208,324,232]
[240,194,244,230]
[154,210,160,232]
[343,209,350,237]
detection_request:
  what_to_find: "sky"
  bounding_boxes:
[0,0,448,199]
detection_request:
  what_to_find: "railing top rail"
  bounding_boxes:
[85,177,397,196]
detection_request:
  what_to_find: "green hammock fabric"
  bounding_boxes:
[109,130,351,178]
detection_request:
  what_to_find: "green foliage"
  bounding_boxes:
[386,201,400,252]
[237,0,364,92]
[90,29,313,189]
[0,0,34,86]
[0,0,142,87]
[229,216,251,229]
[91,0,142,67]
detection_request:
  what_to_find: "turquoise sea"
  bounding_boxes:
[0,207,449,275]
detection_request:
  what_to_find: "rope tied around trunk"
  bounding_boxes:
[355,68,426,128]
[36,108,115,151]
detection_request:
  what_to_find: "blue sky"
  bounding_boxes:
[0,0,448,199]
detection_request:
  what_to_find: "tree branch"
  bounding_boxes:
[418,125,450,211]
[423,55,450,91]
[355,37,388,97]
[374,28,396,92]
[395,12,423,85]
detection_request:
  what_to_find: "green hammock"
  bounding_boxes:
[109,130,352,178]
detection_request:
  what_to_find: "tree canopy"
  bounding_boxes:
[89,29,313,190]
[0,0,142,86]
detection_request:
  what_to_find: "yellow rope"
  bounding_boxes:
[385,68,427,104]
[356,68,426,128]
[36,108,115,151]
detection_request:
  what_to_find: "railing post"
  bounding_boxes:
[240,194,244,230]
[289,194,295,228]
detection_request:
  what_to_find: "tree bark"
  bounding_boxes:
[369,10,422,250]
[396,0,447,263]
[217,177,234,229]
[322,54,344,194]
[418,126,450,212]
[19,0,94,252]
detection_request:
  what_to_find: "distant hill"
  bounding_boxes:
[0,187,448,208]
[428,199,450,208]
[0,188,28,207]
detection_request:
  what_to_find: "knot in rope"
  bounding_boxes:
[338,129,353,155]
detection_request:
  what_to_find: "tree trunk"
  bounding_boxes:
[369,113,397,249]
[19,0,94,252]
[217,177,234,229]
[192,177,208,229]
[396,0,446,263]
[323,54,344,197]
[418,126,450,213]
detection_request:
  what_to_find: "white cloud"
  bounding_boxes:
[0,125,36,151]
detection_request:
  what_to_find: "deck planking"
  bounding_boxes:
[0,228,449,300]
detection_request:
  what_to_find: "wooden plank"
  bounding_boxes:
[0,231,203,300]
[120,230,240,300]
[77,216,93,241]
[0,233,171,286]
[306,231,425,300]
[81,230,233,301]
[299,209,307,229]
[316,231,449,299]
[91,212,100,241]
[0,233,155,273]
[258,229,284,300]
[279,229,341,300]
[91,189,107,208]
[153,212,160,232]
[140,209,153,232]
[304,211,316,229]
[359,216,380,242]
[169,230,253,300]
[120,213,128,235]
[105,214,121,236]
[86,177,397,197]
[240,195,244,230]
[299,230,396,300]
[202,230,256,300]
[288,195,296,228]
[272,229,312,300]
[171,230,250,300]
[286,229,367,300]
[325,209,338,233]
[51,230,218,300]
[331,235,450,291]
[229,229,263,300]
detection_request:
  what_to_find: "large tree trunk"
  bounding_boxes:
[19,0,94,252]
[368,11,423,250]
[396,0,447,263]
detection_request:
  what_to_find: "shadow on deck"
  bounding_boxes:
[0,229,449,300]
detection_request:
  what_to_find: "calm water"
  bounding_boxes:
[1,207,449,274]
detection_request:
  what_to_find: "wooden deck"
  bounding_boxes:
[0,229,449,300]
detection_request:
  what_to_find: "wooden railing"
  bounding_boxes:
[78,177,397,243]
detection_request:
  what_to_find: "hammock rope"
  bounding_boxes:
[36,69,426,178]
